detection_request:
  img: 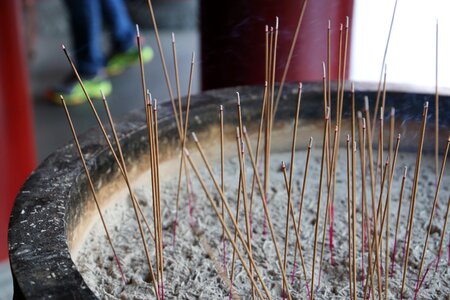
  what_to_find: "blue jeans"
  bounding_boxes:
[64,0,135,76]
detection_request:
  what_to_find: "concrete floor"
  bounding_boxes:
[1,1,199,299]
[31,0,200,162]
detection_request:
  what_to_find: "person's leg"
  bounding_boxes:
[100,0,135,53]
[64,0,104,76]
[47,0,111,105]
[100,0,153,75]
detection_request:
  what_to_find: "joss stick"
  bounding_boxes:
[435,194,450,270]
[62,47,157,288]
[274,0,309,116]
[346,135,353,299]
[291,137,313,287]
[390,167,407,276]
[414,136,449,297]
[219,105,227,274]
[310,107,330,299]
[318,125,339,286]
[60,97,128,286]
[249,83,268,231]
[350,84,357,300]
[372,0,399,136]
[281,83,303,297]
[184,148,271,300]
[435,21,439,183]
[400,102,429,299]
[173,52,195,242]
[145,0,181,136]
[280,162,310,299]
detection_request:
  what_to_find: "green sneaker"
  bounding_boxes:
[47,75,112,106]
[106,46,154,75]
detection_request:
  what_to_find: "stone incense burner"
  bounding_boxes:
[8,84,449,299]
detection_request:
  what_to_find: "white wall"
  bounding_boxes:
[350,0,450,94]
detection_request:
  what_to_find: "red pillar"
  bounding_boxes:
[0,0,36,261]
[200,0,353,90]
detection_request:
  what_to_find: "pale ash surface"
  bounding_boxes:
[75,149,450,299]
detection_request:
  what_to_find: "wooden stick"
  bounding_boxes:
[434,21,439,183]
[136,25,148,113]
[171,33,183,127]
[280,162,310,299]
[60,96,128,285]
[249,83,268,226]
[274,0,309,116]
[220,105,225,235]
[371,0,399,137]
[291,137,313,287]
[264,28,274,217]
[362,96,383,300]
[390,166,408,276]
[62,47,158,289]
[385,108,395,300]
[400,102,429,299]
[229,169,243,297]
[145,0,181,137]
[318,125,339,286]
[281,83,303,296]
[270,17,279,123]
[388,108,395,180]
[234,96,255,297]
[152,101,165,298]
[376,135,401,300]
[338,17,350,125]
[219,105,227,276]
[376,107,384,259]
[146,98,160,288]
[350,84,357,300]
[310,107,330,299]
[173,52,195,242]
[414,136,449,297]
[346,135,353,299]
[235,129,294,299]
[184,148,271,299]
[265,25,269,84]
[336,24,343,127]
[435,194,450,270]
[358,115,375,297]
[327,20,332,119]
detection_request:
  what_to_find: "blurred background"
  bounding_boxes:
[0,0,448,299]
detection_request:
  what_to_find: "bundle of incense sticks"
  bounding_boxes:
[61,0,449,299]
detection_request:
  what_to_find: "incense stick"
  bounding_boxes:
[249,83,268,233]
[371,0,399,136]
[274,0,309,116]
[62,47,159,291]
[414,136,449,298]
[310,107,330,299]
[280,162,310,299]
[281,83,303,297]
[391,166,407,276]
[60,96,127,285]
[318,125,339,287]
[350,84,357,300]
[434,21,439,184]
[400,102,429,299]
[435,194,450,270]
[145,0,181,137]
[173,52,195,242]
[184,148,271,299]
[346,135,353,299]
[235,95,255,298]
[291,137,313,286]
